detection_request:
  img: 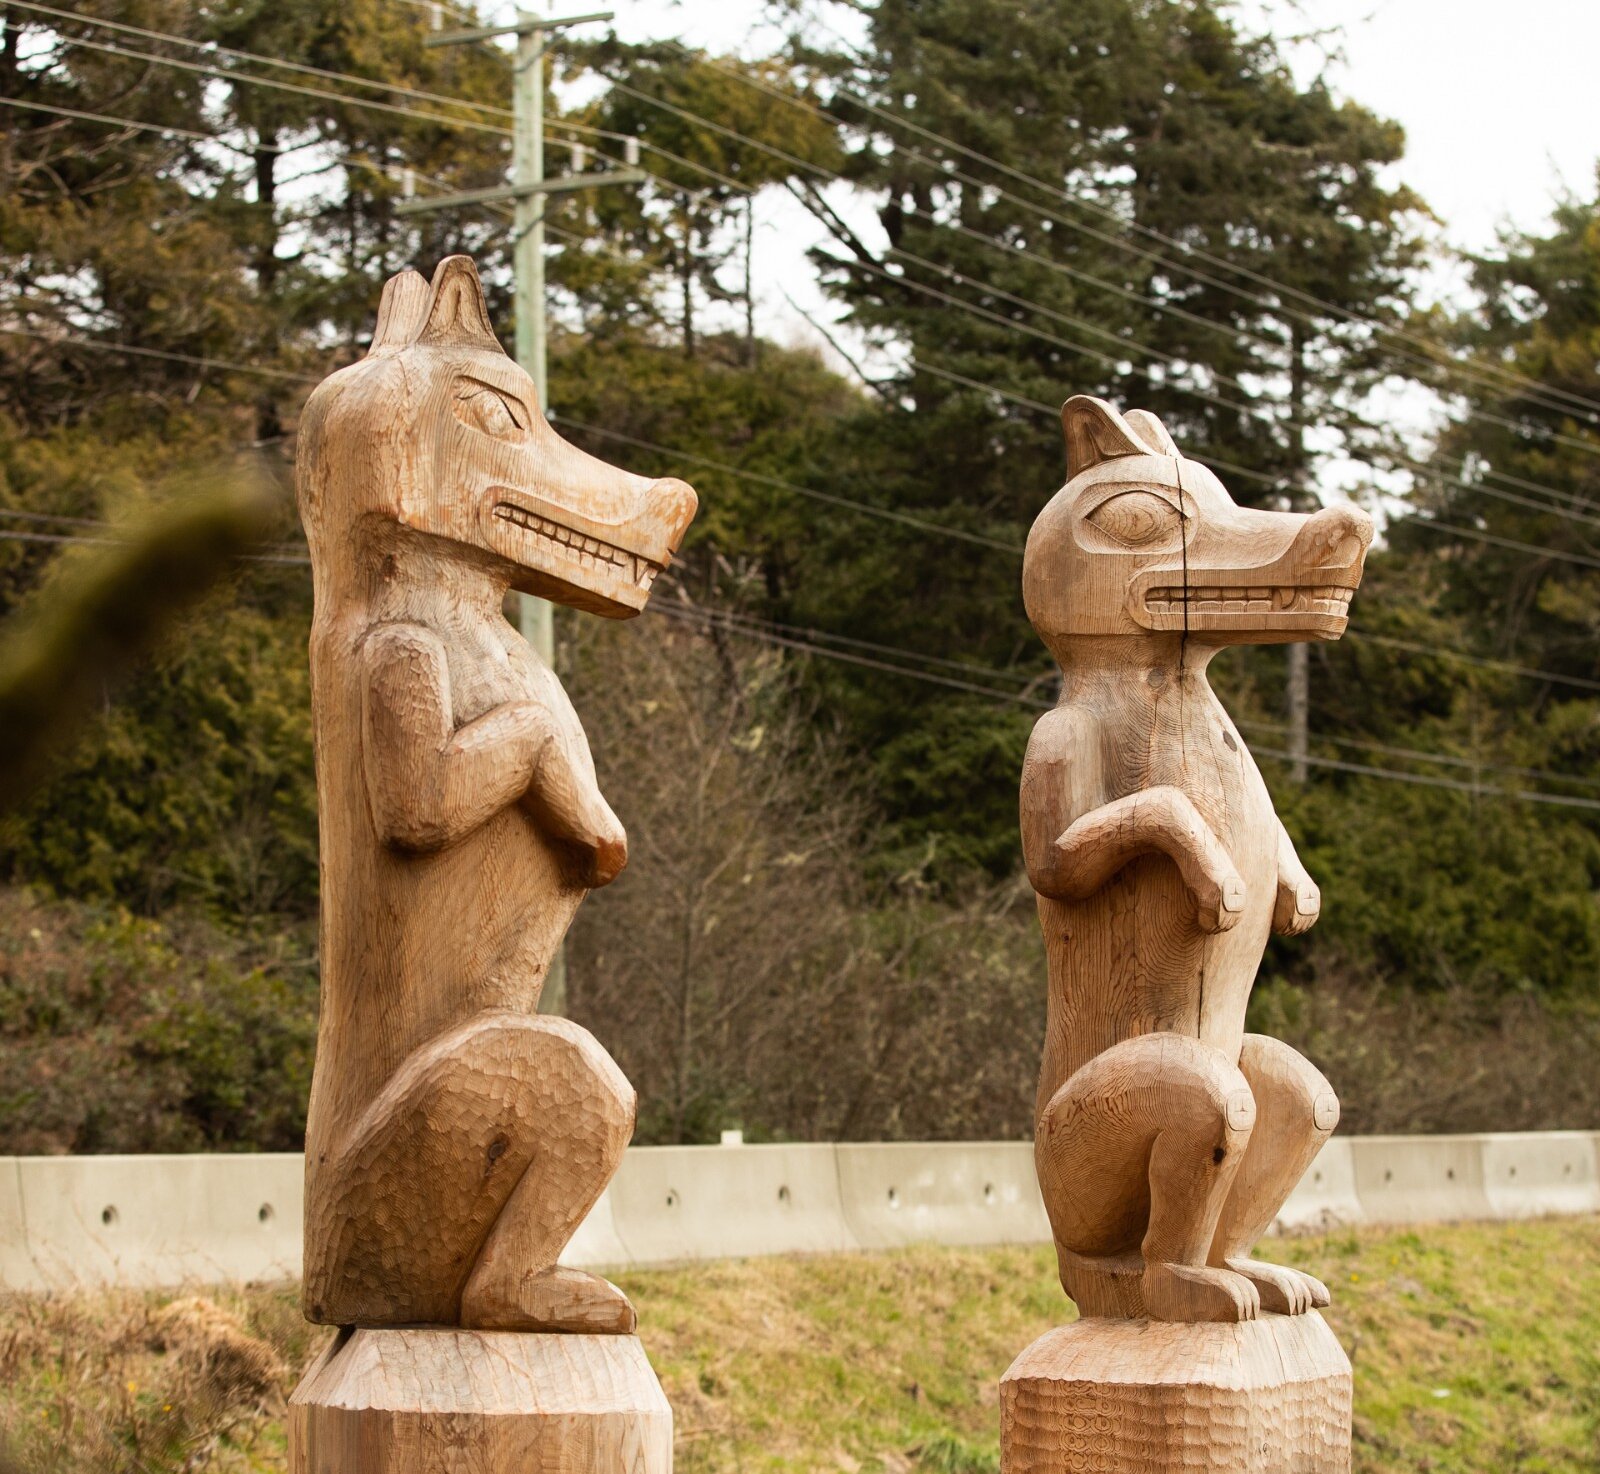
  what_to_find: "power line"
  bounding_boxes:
[53,33,512,137]
[0,321,1020,553]
[1346,630,1600,693]
[5,0,515,121]
[600,74,1600,533]
[40,0,1600,447]
[9,511,1595,809]
[0,93,289,154]
[553,414,1022,552]
[12,286,1600,694]
[660,602,1600,811]
[0,526,308,565]
[35,21,1600,523]
[0,326,317,382]
[768,25,1600,427]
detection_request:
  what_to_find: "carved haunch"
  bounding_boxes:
[1006,395,1371,1472]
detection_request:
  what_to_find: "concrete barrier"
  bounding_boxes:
[3,1133,1597,1293]
[0,1158,39,1292]
[1480,1131,1600,1219]
[12,1153,301,1291]
[1275,1138,1364,1233]
[605,1143,857,1265]
[835,1142,1048,1251]
[1349,1135,1493,1224]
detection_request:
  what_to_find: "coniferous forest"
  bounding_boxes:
[3,0,1600,1152]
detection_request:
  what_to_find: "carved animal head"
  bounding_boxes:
[297,255,697,618]
[1024,395,1373,647]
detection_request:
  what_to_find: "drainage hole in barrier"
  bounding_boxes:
[983,1183,996,1205]
[1313,1171,1323,1184]
[665,1190,679,1209]
[1446,1168,1456,1180]
[1508,1167,1517,1179]
[887,1187,900,1210]
[1384,1169,1393,1183]
[777,1185,791,1205]
[259,1203,275,1223]
[101,1206,118,1227]
[1564,1163,1574,1175]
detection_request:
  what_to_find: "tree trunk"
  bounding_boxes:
[1286,320,1310,782]
[680,196,695,360]
[744,194,756,367]
[253,135,283,443]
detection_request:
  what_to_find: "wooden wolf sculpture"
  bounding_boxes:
[295,256,696,1334]
[1021,395,1372,1324]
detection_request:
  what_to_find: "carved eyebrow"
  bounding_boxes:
[454,374,530,429]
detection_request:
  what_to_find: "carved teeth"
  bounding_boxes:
[493,502,662,589]
[1144,584,1353,619]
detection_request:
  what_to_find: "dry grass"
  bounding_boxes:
[0,1218,1596,1472]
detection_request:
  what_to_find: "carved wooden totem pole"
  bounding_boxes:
[287,257,697,1473]
[1002,396,1372,1473]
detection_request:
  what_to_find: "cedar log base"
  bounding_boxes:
[290,256,695,1472]
[1008,398,1372,1469]
[1001,1312,1352,1474]
[289,1330,672,1474]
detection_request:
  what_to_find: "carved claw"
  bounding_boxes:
[1142,1260,1260,1323]
[1194,871,1247,933]
[1273,876,1320,936]
[1222,1257,1329,1316]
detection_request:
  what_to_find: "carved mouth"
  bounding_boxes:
[492,501,661,593]
[1143,584,1354,619]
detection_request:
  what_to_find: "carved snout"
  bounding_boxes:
[484,426,699,618]
[1131,499,1373,644]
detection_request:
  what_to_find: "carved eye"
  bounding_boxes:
[454,382,529,441]
[1086,490,1182,547]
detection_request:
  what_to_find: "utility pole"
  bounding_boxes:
[398,4,644,1013]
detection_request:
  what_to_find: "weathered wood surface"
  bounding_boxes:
[295,255,695,1334]
[289,1330,672,1474]
[1001,1312,1352,1473]
[1020,395,1371,1325]
[1007,395,1369,1470]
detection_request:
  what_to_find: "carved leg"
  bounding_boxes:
[304,1010,635,1331]
[1037,1031,1260,1323]
[1209,1033,1339,1315]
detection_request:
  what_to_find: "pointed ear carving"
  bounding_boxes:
[417,255,504,353]
[368,269,431,355]
[1061,395,1152,478]
[1124,408,1180,457]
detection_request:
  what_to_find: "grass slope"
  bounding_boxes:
[1,1217,1596,1472]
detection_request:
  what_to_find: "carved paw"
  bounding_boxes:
[1223,1257,1330,1315]
[1274,877,1321,936]
[1142,1260,1259,1323]
[1194,871,1247,933]
[461,1265,637,1334]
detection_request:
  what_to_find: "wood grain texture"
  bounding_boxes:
[1000,1312,1351,1473]
[289,1330,672,1474]
[294,255,697,1334]
[1021,395,1371,1328]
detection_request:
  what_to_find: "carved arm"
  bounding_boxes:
[1028,787,1246,933]
[1272,819,1320,935]
[360,624,626,884]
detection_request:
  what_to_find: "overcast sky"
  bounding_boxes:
[522,0,1600,425]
